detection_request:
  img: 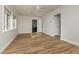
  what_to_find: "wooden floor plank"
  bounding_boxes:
[3,33,79,54]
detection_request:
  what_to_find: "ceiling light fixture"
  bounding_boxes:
[36,6,40,10]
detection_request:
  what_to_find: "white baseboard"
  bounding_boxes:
[42,32,55,37]
[42,32,79,46]
[0,34,17,53]
[61,38,79,46]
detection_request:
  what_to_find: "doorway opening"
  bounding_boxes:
[32,20,37,33]
[54,13,61,39]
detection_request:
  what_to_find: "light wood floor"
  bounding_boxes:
[3,33,79,54]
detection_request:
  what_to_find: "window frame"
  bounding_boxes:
[3,6,17,32]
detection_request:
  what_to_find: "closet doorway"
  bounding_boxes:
[54,13,61,39]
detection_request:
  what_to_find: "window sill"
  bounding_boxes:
[2,28,16,33]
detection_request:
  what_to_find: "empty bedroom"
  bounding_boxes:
[0,5,79,54]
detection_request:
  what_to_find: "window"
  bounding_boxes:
[4,7,11,31]
[13,15,17,29]
[3,7,17,32]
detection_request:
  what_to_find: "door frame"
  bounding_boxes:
[32,19,37,33]
[54,13,61,37]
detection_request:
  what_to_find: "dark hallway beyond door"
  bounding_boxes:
[32,20,37,32]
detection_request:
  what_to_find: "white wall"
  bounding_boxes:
[0,5,18,53]
[18,16,42,33]
[42,7,61,36]
[43,6,79,46]
[61,6,79,45]
[0,6,3,32]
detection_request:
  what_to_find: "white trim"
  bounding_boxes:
[61,38,79,46]
[0,34,17,53]
[42,32,55,37]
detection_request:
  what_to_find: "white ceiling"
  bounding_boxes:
[9,5,61,17]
